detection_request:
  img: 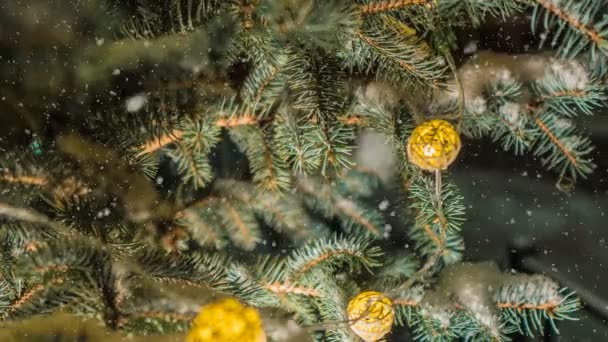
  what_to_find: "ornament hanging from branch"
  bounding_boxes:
[407,119,461,172]
[347,291,395,342]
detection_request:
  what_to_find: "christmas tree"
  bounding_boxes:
[1,0,606,341]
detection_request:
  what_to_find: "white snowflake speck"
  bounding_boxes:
[126,93,148,113]
[378,199,389,211]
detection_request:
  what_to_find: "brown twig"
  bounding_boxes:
[335,199,380,235]
[251,65,280,104]
[356,33,416,73]
[265,281,320,297]
[8,278,65,314]
[136,130,184,157]
[135,114,260,157]
[539,89,588,102]
[293,249,360,277]
[532,115,578,167]
[496,301,558,316]
[0,175,47,186]
[338,115,363,126]
[215,115,258,127]
[360,0,431,14]
[226,203,254,247]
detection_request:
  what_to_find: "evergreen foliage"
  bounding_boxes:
[0,0,603,340]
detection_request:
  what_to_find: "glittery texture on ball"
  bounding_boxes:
[186,298,266,342]
[407,119,461,171]
[347,291,394,342]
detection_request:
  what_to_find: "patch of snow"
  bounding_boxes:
[548,60,588,89]
[501,102,520,124]
[467,96,487,115]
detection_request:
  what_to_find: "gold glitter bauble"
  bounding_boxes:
[347,291,394,342]
[186,298,266,342]
[407,119,461,171]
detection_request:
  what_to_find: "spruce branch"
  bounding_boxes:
[132,103,258,161]
[166,115,222,189]
[373,253,419,290]
[227,29,279,67]
[532,0,608,76]
[20,239,120,327]
[221,263,281,306]
[483,78,539,155]
[352,94,408,145]
[495,274,580,336]
[532,68,607,117]
[296,177,384,237]
[119,0,225,38]
[529,110,595,182]
[168,145,214,190]
[241,52,289,106]
[493,104,538,156]
[448,63,601,184]
[3,278,69,320]
[175,206,226,249]
[0,156,92,205]
[273,110,323,175]
[260,0,359,49]
[0,203,69,236]
[220,201,262,250]
[23,239,111,277]
[133,115,259,156]
[0,223,57,253]
[0,155,55,205]
[230,125,292,192]
[438,0,526,26]
[348,23,447,88]
[289,52,347,121]
[286,234,382,279]
[317,122,356,176]
[393,285,425,323]
[215,179,316,240]
[131,248,231,290]
[409,308,458,342]
[177,195,263,250]
[305,270,360,340]
[407,177,465,265]
[334,168,384,199]
[254,256,320,298]
[388,263,581,341]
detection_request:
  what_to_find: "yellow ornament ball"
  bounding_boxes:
[186,298,266,342]
[347,291,394,342]
[407,119,461,171]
